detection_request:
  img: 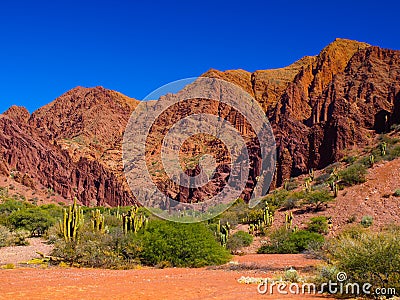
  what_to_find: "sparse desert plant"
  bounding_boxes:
[328,229,400,296]
[0,225,11,247]
[283,268,300,282]
[226,230,253,252]
[360,215,373,228]
[394,189,400,197]
[339,163,367,186]
[306,216,328,234]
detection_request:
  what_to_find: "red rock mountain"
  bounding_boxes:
[1,38,400,206]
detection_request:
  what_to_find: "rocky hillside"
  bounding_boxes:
[204,38,400,187]
[0,38,399,206]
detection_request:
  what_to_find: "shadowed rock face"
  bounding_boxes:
[1,39,400,206]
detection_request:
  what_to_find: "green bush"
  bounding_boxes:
[226,230,253,252]
[394,189,400,197]
[360,215,373,228]
[137,220,231,267]
[305,190,333,210]
[339,164,367,186]
[306,216,328,234]
[257,227,324,254]
[7,208,55,235]
[329,229,400,296]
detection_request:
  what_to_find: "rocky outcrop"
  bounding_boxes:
[0,88,138,207]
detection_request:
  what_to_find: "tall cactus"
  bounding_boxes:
[369,154,375,167]
[285,212,293,230]
[380,142,387,156]
[217,220,230,248]
[309,168,315,181]
[122,206,148,234]
[91,209,106,233]
[59,198,84,243]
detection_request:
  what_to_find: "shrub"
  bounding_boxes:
[51,227,139,269]
[226,230,253,252]
[281,191,304,210]
[7,208,55,236]
[329,229,400,296]
[0,225,11,247]
[305,190,333,210]
[10,230,30,246]
[360,215,373,228]
[137,220,231,267]
[283,268,299,282]
[306,216,328,234]
[339,164,367,186]
[257,227,324,254]
[264,189,290,210]
[394,189,400,197]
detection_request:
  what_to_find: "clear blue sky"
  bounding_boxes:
[0,0,399,113]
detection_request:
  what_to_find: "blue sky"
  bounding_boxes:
[0,0,399,113]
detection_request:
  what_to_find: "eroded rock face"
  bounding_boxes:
[0,88,138,206]
[206,39,400,187]
[1,39,400,206]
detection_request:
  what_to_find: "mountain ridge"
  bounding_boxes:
[1,38,399,206]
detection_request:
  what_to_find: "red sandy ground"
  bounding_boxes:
[0,254,332,300]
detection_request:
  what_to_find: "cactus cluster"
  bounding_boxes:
[91,209,107,233]
[247,205,274,235]
[59,198,84,242]
[122,206,148,234]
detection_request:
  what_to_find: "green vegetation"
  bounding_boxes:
[305,190,333,211]
[226,230,253,252]
[339,163,367,186]
[394,189,400,197]
[306,216,328,234]
[137,220,230,267]
[324,227,400,296]
[257,227,324,254]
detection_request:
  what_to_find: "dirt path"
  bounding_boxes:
[0,238,53,266]
[0,254,332,300]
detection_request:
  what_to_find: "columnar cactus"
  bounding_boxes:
[59,198,84,243]
[122,206,148,234]
[218,220,230,248]
[304,177,312,192]
[380,142,387,156]
[91,209,106,233]
[309,168,315,181]
[285,212,293,230]
[369,154,375,167]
